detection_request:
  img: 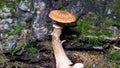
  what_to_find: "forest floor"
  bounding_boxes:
[0,41,120,68]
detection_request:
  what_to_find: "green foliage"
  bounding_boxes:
[0,0,20,17]
[0,0,6,9]
[109,51,120,61]
[7,22,25,35]
[81,37,104,45]
[72,13,115,45]
[113,20,120,27]
[7,43,38,55]
[0,0,20,8]
[28,47,38,54]
[6,0,20,17]
[8,44,27,55]
[14,22,22,30]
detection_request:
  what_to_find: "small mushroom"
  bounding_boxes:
[49,10,84,68]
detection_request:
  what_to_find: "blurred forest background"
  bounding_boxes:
[0,0,120,68]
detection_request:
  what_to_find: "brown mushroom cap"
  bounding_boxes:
[49,10,76,23]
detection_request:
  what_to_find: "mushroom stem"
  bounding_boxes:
[52,27,84,68]
[52,27,72,68]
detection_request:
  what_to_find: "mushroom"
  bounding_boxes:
[49,10,84,68]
